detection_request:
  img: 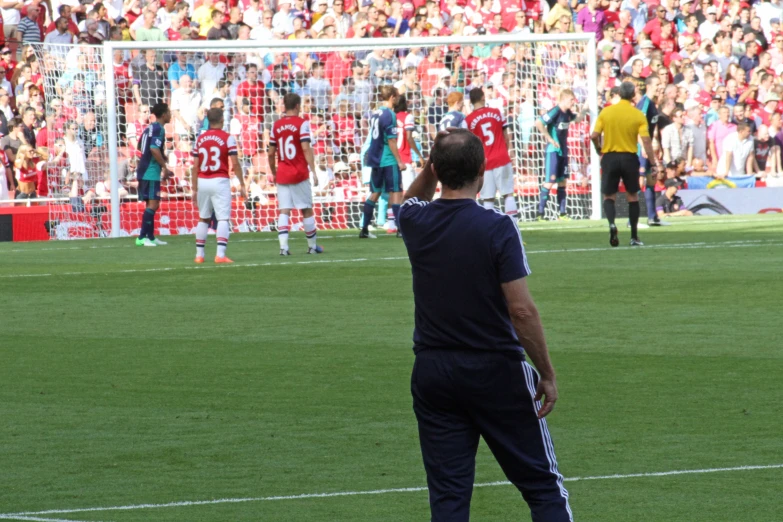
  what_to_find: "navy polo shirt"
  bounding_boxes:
[399,197,530,355]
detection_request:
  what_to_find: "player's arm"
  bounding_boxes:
[535,118,558,149]
[190,154,200,206]
[150,136,170,177]
[406,128,423,165]
[302,140,317,175]
[230,154,247,198]
[639,117,657,169]
[386,118,405,170]
[502,278,557,418]
[267,143,278,182]
[573,105,589,124]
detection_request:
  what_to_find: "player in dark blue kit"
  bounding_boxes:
[360,85,406,239]
[535,89,588,220]
[438,91,467,132]
[399,128,572,522]
[135,103,173,247]
[636,75,662,226]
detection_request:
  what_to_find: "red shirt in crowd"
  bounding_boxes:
[235,113,261,157]
[325,52,353,94]
[418,57,445,95]
[333,113,355,146]
[236,80,265,117]
[500,0,523,32]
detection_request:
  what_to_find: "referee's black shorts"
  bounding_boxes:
[601,152,641,195]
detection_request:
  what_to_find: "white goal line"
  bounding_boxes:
[2,464,781,518]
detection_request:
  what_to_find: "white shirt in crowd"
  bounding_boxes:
[720,131,754,176]
[170,88,202,136]
[197,61,226,100]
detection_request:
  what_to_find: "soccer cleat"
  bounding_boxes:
[359,230,376,239]
[648,218,662,227]
[609,224,619,247]
[536,215,545,222]
[396,230,403,238]
[307,245,324,254]
[215,256,234,263]
[152,238,167,246]
[280,249,291,256]
[135,238,144,246]
[630,238,644,246]
[558,214,571,221]
[137,238,157,247]
[194,256,205,264]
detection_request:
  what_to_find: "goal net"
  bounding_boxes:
[34,35,598,240]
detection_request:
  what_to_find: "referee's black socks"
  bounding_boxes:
[603,199,616,226]
[629,201,640,239]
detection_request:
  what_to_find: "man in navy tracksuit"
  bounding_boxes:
[399,128,573,522]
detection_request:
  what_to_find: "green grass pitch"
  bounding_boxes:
[1,215,782,521]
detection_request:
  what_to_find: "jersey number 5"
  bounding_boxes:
[480,122,495,146]
[278,136,297,161]
[199,146,221,172]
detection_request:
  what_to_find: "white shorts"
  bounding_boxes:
[402,164,416,191]
[479,163,514,200]
[277,180,313,210]
[197,177,232,221]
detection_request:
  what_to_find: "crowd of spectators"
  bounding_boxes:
[2,0,783,212]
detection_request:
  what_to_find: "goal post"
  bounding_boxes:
[39,33,600,240]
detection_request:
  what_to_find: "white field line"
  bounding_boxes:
[0,515,104,522]
[2,240,783,280]
[3,464,781,518]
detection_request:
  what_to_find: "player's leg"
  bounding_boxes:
[470,360,573,522]
[377,191,390,229]
[497,164,518,219]
[136,180,160,247]
[412,350,481,522]
[295,180,322,254]
[538,153,558,219]
[601,155,621,247]
[194,179,215,263]
[554,156,569,220]
[277,183,293,255]
[387,165,403,236]
[360,168,383,238]
[212,178,233,262]
[479,166,498,210]
[619,154,643,245]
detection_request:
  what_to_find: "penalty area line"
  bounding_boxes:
[3,464,782,517]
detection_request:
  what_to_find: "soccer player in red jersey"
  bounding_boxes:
[465,87,518,218]
[268,93,323,256]
[191,108,246,264]
[395,94,423,192]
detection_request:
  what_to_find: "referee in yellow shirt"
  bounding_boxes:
[591,82,660,247]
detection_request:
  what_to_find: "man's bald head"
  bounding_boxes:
[431,129,485,190]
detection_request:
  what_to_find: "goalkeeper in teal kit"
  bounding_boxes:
[135,103,173,247]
